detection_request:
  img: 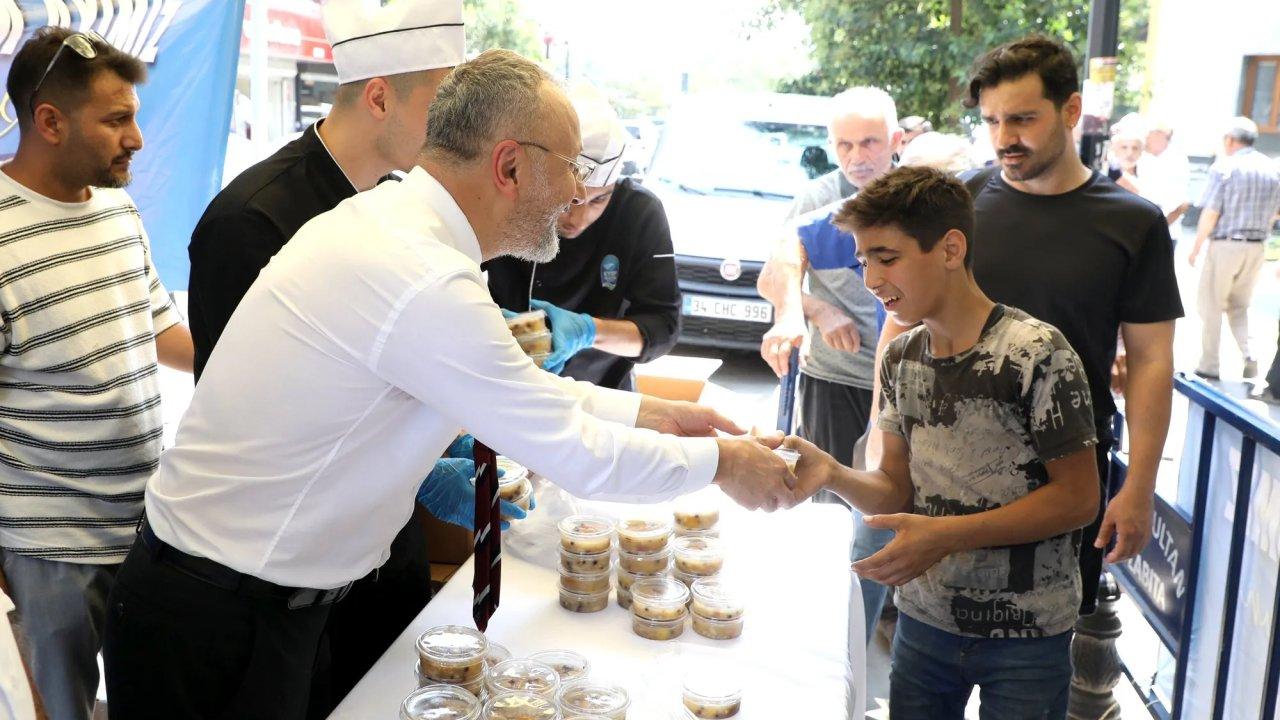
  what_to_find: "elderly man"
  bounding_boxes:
[757,86,901,643]
[102,49,798,720]
[487,85,680,390]
[1141,117,1192,226]
[1188,117,1280,380]
[188,2,472,711]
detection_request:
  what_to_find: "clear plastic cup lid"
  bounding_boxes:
[483,690,559,719]
[485,641,512,667]
[630,576,690,606]
[555,680,631,714]
[400,684,482,720]
[415,625,488,665]
[683,669,742,701]
[616,516,673,538]
[495,457,530,485]
[528,649,590,683]
[558,565,613,580]
[774,447,800,463]
[505,309,547,329]
[674,535,722,558]
[618,545,672,560]
[558,515,615,540]
[691,577,740,607]
[486,658,561,695]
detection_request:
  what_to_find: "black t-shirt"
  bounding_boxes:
[966,169,1184,438]
[188,123,356,381]
[485,178,681,390]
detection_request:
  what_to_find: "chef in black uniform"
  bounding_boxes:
[487,86,681,391]
[184,0,464,714]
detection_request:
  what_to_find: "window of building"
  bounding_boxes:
[1244,55,1280,133]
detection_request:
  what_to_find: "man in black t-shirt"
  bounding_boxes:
[873,35,1182,616]
[487,86,680,391]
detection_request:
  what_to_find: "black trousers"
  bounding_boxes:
[1077,439,1114,616]
[102,539,332,720]
[308,516,433,716]
[796,373,873,467]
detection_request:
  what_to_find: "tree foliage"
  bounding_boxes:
[463,0,540,59]
[764,0,1148,132]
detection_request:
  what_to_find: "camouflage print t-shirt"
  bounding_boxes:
[878,304,1097,638]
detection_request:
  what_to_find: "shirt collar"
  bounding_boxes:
[402,166,483,265]
[310,119,359,193]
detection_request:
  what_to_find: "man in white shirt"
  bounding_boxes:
[102,49,798,719]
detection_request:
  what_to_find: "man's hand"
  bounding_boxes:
[760,311,807,377]
[851,514,952,586]
[713,436,800,512]
[1111,350,1128,396]
[782,434,837,503]
[636,396,746,438]
[1095,487,1153,563]
[1187,246,1200,267]
[811,302,861,354]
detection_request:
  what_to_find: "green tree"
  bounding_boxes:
[763,0,1148,132]
[463,0,540,58]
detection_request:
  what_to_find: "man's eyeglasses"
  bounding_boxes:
[517,141,597,184]
[29,31,106,119]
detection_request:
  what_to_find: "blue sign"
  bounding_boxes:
[1113,493,1193,653]
[0,0,246,290]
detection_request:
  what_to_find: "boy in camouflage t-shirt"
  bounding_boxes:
[786,166,1100,720]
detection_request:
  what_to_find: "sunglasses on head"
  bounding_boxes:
[28,31,108,119]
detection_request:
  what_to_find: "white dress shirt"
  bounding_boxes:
[1137,149,1190,220]
[146,167,719,589]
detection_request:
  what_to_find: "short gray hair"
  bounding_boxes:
[425,49,552,162]
[831,86,898,139]
[1225,116,1259,146]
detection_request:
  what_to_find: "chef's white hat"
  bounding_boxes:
[570,84,629,188]
[323,0,465,85]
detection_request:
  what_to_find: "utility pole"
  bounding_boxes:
[1079,0,1121,169]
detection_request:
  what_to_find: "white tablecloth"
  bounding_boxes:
[329,495,862,719]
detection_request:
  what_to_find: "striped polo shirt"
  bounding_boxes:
[1198,147,1280,240]
[0,168,180,564]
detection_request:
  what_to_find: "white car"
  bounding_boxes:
[645,92,834,350]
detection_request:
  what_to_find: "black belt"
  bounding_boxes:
[138,522,352,610]
[1212,235,1265,242]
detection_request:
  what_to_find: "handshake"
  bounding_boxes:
[712,430,835,513]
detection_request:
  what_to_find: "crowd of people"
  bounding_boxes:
[0,0,1277,719]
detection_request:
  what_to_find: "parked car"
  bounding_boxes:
[644,92,833,350]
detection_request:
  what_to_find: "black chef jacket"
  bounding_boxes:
[486,178,681,390]
[188,122,357,381]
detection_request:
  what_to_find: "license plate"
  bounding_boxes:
[682,294,773,324]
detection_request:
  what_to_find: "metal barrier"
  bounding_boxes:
[1109,373,1280,720]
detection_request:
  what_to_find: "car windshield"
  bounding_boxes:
[648,116,830,198]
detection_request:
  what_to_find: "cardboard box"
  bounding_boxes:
[634,355,723,403]
[416,503,474,565]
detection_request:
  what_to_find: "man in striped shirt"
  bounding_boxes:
[0,27,193,720]
[1188,117,1280,380]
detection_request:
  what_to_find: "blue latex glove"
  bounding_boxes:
[446,434,474,460]
[500,308,518,319]
[530,298,596,375]
[416,458,525,531]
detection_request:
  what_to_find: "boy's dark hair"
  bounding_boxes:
[963,34,1078,109]
[833,166,976,268]
[7,27,146,131]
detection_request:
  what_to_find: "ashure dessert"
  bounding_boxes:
[399,684,482,720]
[615,517,673,553]
[559,515,615,554]
[415,625,488,684]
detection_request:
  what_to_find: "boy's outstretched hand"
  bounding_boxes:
[781,434,836,503]
[851,514,953,587]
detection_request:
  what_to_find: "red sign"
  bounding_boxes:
[240,1,333,64]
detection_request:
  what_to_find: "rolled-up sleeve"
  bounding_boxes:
[625,201,682,364]
[372,269,717,503]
